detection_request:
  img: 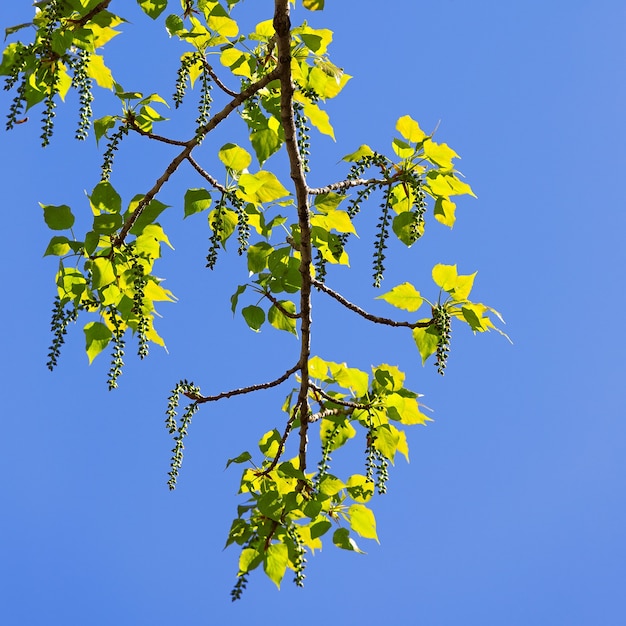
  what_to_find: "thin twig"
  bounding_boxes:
[200,58,238,97]
[309,382,373,410]
[258,289,301,319]
[67,0,111,28]
[128,119,188,146]
[312,278,433,329]
[186,155,228,193]
[262,405,300,475]
[308,407,346,423]
[184,363,299,404]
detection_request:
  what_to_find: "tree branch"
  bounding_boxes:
[312,278,433,329]
[184,363,299,404]
[200,58,239,97]
[186,154,228,194]
[309,382,373,411]
[274,0,312,476]
[257,289,301,319]
[67,0,112,28]
[113,68,280,247]
[308,177,387,195]
[128,119,188,146]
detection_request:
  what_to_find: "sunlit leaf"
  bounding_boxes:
[396,115,426,143]
[263,543,288,589]
[412,323,439,364]
[136,0,168,20]
[377,282,423,312]
[348,504,378,541]
[84,321,112,364]
[218,143,252,172]
[184,188,212,218]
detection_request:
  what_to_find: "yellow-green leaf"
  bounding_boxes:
[268,301,297,336]
[423,139,459,169]
[396,115,426,143]
[238,171,290,204]
[433,197,457,227]
[303,0,325,11]
[303,100,335,139]
[412,323,439,364]
[348,504,378,542]
[328,362,369,395]
[84,321,112,364]
[377,282,423,312]
[432,263,458,291]
[218,143,252,172]
[86,53,114,89]
[385,393,430,425]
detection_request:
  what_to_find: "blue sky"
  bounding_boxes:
[1,1,625,624]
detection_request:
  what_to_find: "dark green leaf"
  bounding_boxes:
[225,451,252,469]
[41,204,74,231]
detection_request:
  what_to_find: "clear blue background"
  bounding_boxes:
[1,1,625,624]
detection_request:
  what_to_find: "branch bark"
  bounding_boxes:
[274,0,312,476]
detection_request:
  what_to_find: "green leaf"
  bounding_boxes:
[184,188,212,218]
[303,0,325,10]
[259,429,281,457]
[238,171,290,204]
[92,212,122,234]
[433,197,457,227]
[90,257,116,289]
[127,196,169,235]
[385,393,430,425]
[239,546,262,574]
[44,236,72,257]
[392,211,424,246]
[328,362,369,396]
[348,504,378,542]
[346,475,375,503]
[225,451,252,469]
[318,474,345,496]
[136,0,167,19]
[412,323,439,364]
[314,192,346,212]
[84,321,112,364]
[89,182,121,215]
[94,116,116,145]
[373,424,401,463]
[242,305,265,332]
[41,204,74,230]
[396,115,426,143]
[377,282,423,312]
[333,528,364,553]
[230,284,247,313]
[310,519,332,539]
[247,242,273,273]
[268,301,298,336]
[263,543,289,589]
[392,137,414,159]
[218,143,252,172]
[165,14,184,36]
[342,144,374,162]
[320,417,356,451]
